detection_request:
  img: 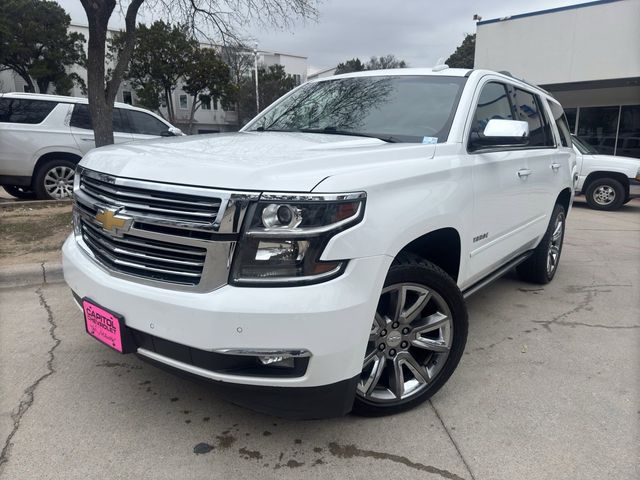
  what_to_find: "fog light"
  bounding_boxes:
[258,355,295,368]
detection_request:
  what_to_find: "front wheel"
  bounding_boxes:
[585,177,625,211]
[353,254,468,416]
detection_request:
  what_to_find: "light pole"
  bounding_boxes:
[253,42,260,114]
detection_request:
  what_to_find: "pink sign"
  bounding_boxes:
[83,299,123,352]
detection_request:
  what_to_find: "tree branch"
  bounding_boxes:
[105,0,144,103]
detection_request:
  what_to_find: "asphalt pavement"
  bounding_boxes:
[1,197,638,480]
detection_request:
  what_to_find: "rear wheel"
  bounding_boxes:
[353,254,468,416]
[2,185,36,199]
[585,177,625,211]
[516,204,566,284]
[33,159,76,200]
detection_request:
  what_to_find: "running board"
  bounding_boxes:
[462,251,533,299]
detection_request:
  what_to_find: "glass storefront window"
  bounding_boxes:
[616,105,640,159]
[564,108,577,133]
[576,106,620,155]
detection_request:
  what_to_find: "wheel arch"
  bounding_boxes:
[556,187,573,214]
[395,227,461,281]
[32,152,82,186]
[582,171,630,198]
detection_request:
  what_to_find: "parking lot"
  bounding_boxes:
[0,197,638,480]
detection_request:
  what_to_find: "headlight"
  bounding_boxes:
[230,192,366,286]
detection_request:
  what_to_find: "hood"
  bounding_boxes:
[579,152,640,176]
[79,131,435,192]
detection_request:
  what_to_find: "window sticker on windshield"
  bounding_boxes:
[422,136,438,144]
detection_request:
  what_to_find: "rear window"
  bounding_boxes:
[548,101,572,147]
[512,89,554,147]
[71,104,129,133]
[0,98,57,124]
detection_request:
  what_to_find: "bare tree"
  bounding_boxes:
[79,0,318,147]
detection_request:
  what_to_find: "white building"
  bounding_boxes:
[475,0,640,158]
[0,24,308,134]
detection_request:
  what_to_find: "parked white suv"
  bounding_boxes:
[0,93,181,200]
[572,135,640,210]
[62,68,575,418]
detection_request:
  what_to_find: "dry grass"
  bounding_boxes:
[0,203,72,266]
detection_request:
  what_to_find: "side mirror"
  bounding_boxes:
[161,127,184,137]
[469,119,529,150]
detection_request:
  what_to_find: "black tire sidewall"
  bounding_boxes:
[33,159,77,200]
[585,178,625,211]
[353,260,468,416]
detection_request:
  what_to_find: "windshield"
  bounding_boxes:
[571,134,598,154]
[245,75,467,143]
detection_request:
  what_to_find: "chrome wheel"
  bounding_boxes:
[357,283,453,404]
[546,212,564,276]
[43,166,75,199]
[593,185,615,206]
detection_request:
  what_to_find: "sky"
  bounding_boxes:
[56,0,589,72]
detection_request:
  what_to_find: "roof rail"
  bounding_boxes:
[496,70,550,95]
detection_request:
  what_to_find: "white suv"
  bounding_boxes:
[62,68,575,418]
[0,93,181,200]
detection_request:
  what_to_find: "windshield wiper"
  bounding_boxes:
[297,126,400,143]
[253,126,400,143]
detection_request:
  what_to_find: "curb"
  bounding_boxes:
[0,262,64,289]
[0,199,72,210]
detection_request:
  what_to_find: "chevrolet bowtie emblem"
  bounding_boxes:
[95,207,133,237]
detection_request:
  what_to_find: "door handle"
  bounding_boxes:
[551,163,561,172]
[517,168,532,178]
[81,138,94,142]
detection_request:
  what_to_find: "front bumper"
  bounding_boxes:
[63,235,391,413]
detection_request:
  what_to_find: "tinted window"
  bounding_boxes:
[512,88,554,147]
[0,98,57,124]
[470,82,514,136]
[70,104,129,133]
[127,110,168,136]
[70,104,92,129]
[548,101,572,147]
[248,76,467,143]
[576,106,619,155]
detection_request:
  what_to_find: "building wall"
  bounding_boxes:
[474,0,640,85]
[474,0,640,158]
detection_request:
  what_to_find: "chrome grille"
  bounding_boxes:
[80,219,206,285]
[73,167,259,292]
[78,169,222,237]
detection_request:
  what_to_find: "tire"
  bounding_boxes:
[2,185,36,199]
[33,159,76,200]
[352,253,468,416]
[516,204,566,284]
[585,177,625,211]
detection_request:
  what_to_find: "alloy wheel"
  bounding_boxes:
[43,166,75,199]
[357,283,453,404]
[546,212,564,276]
[593,185,615,206]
